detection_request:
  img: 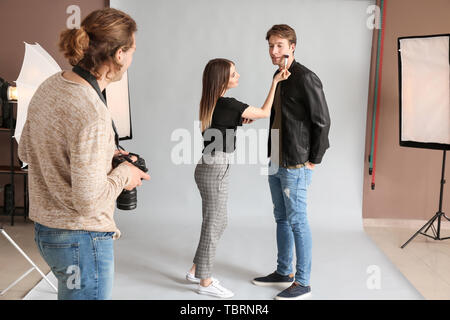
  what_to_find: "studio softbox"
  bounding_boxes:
[106,70,133,140]
[398,34,450,150]
[398,34,450,249]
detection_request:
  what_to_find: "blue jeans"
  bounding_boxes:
[268,162,313,286]
[34,222,114,300]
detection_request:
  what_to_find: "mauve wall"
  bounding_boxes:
[363,0,450,220]
[0,0,108,208]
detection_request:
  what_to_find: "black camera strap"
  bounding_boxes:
[72,65,121,150]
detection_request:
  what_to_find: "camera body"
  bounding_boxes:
[112,152,148,210]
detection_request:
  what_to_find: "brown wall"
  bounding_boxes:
[0,0,108,209]
[363,0,450,220]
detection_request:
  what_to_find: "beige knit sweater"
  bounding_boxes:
[18,72,131,239]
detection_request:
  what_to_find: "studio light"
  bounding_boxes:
[0,78,17,102]
[398,34,450,248]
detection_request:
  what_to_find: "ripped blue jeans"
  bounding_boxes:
[34,222,114,300]
[268,162,313,286]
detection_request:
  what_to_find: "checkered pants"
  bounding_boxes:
[193,151,231,279]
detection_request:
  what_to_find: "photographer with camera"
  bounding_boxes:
[18,8,149,300]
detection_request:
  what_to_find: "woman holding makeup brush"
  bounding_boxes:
[185,58,290,298]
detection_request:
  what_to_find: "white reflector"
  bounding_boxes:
[398,34,450,149]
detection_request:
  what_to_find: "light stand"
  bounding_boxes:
[0,78,56,296]
[401,150,449,248]
[0,223,57,295]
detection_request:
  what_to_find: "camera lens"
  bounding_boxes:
[116,188,137,210]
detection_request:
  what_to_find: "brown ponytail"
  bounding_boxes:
[58,8,137,79]
[59,27,89,66]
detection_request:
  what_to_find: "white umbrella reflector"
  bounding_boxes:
[14,42,61,144]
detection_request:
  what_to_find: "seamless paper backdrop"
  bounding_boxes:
[110,0,374,230]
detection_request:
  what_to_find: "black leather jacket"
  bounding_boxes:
[268,60,331,166]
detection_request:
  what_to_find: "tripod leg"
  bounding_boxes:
[423,213,439,235]
[444,213,450,222]
[0,267,34,295]
[401,217,435,249]
[0,229,57,293]
[403,150,448,247]
[437,213,442,239]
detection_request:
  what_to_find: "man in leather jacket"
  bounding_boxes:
[252,24,331,300]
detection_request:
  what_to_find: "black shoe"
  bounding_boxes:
[252,271,294,287]
[274,282,312,300]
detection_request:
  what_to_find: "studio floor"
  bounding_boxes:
[364,222,450,300]
[1,214,438,300]
[0,216,50,300]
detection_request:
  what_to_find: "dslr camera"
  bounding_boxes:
[112,152,148,210]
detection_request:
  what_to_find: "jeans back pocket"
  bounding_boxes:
[39,241,80,277]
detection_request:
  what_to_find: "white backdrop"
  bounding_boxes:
[111,0,373,231]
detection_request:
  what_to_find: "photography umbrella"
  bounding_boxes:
[14,42,61,145]
[0,43,60,296]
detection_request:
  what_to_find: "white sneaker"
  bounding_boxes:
[185,272,218,284]
[197,279,234,299]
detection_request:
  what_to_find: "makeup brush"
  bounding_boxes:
[283,54,289,69]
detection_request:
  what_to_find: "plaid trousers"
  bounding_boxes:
[193,151,231,279]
